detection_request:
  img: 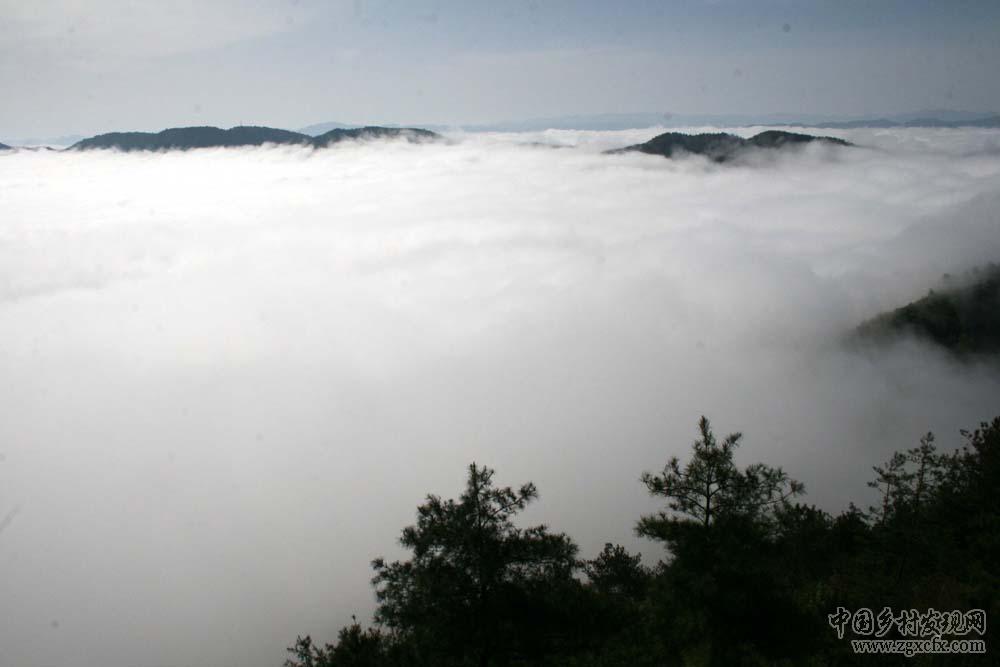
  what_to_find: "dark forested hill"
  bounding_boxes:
[312,126,441,147]
[747,129,850,149]
[611,132,745,161]
[610,129,851,162]
[0,142,11,150]
[856,263,1000,354]
[70,126,312,151]
[69,125,442,151]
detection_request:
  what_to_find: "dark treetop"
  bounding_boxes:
[285,415,1000,666]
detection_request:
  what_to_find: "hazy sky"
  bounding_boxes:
[2,127,1000,666]
[2,0,1000,137]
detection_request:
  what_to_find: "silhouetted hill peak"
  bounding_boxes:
[609,130,851,162]
[70,126,311,151]
[747,129,850,149]
[312,126,441,146]
[69,125,443,151]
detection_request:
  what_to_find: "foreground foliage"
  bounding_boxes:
[287,416,1000,666]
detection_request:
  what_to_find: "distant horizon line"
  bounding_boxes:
[6,108,1000,146]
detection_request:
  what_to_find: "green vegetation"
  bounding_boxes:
[68,125,442,151]
[609,130,851,162]
[286,416,1000,666]
[856,263,1000,354]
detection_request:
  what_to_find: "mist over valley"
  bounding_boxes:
[2,125,999,666]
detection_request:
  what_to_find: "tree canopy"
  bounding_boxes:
[371,463,578,666]
[287,416,1000,666]
[637,416,803,547]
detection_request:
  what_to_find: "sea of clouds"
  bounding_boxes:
[1,127,999,667]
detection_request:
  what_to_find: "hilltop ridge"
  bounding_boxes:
[70,125,442,151]
[609,129,851,162]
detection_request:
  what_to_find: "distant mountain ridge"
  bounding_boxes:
[0,142,11,151]
[7,134,85,147]
[448,110,1000,132]
[11,127,853,161]
[298,121,356,136]
[14,109,999,150]
[312,126,439,147]
[223,111,1000,135]
[784,115,1000,130]
[609,130,851,162]
[70,125,442,151]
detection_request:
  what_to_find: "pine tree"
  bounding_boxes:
[371,463,578,666]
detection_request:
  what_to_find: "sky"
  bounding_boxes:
[2,127,1000,666]
[2,0,1000,138]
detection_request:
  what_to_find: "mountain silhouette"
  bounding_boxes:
[298,121,357,136]
[70,125,442,151]
[312,126,440,147]
[609,130,851,162]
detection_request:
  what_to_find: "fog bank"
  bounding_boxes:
[1,127,999,667]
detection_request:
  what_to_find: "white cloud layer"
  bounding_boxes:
[1,127,999,667]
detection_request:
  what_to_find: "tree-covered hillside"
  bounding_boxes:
[286,415,999,666]
[69,125,443,151]
[312,126,441,147]
[609,130,851,162]
[70,126,312,151]
[856,264,1000,354]
[747,129,850,149]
